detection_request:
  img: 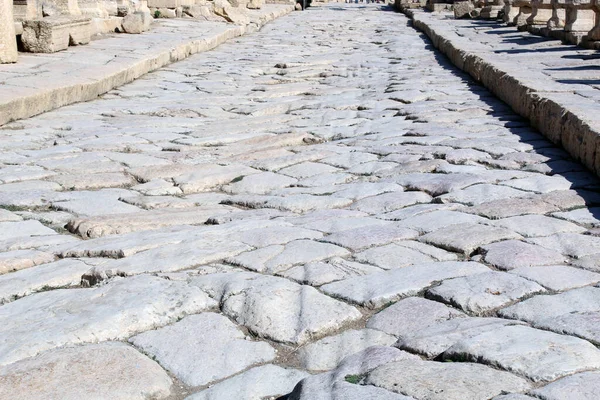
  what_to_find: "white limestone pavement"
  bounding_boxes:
[0,3,600,399]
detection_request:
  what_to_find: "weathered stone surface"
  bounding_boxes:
[527,233,600,258]
[509,265,600,291]
[0,221,57,242]
[223,171,297,194]
[321,262,490,308]
[287,346,418,400]
[492,215,586,237]
[0,249,55,275]
[530,371,600,400]
[420,223,521,255]
[438,184,529,206]
[349,191,432,214]
[442,325,600,382]
[367,296,466,337]
[174,164,259,194]
[281,257,382,286]
[0,259,91,304]
[501,176,573,194]
[366,359,531,400]
[297,329,396,371]
[0,0,17,63]
[186,364,309,400]
[130,313,275,386]
[0,275,216,366]
[0,342,172,400]
[427,271,546,315]
[321,225,419,251]
[190,271,362,344]
[228,239,349,274]
[467,197,559,219]
[397,210,487,233]
[479,240,567,270]
[398,317,526,357]
[500,287,600,345]
[121,11,152,34]
[553,208,600,226]
[355,242,457,270]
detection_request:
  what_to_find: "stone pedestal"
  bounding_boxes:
[513,0,533,26]
[504,0,521,23]
[527,0,553,27]
[1,0,18,63]
[588,0,600,39]
[21,16,91,52]
[547,0,566,29]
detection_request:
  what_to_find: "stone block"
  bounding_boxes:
[21,16,91,53]
[121,10,152,33]
[0,0,18,63]
[12,0,42,21]
[454,1,475,17]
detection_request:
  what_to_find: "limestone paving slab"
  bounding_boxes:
[0,342,173,400]
[366,359,531,400]
[130,313,276,387]
[442,325,600,382]
[530,371,600,400]
[0,275,216,366]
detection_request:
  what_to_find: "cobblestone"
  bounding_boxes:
[1,3,600,398]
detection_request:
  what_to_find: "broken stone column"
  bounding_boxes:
[0,0,18,63]
[40,0,82,16]
[13,0,43,21]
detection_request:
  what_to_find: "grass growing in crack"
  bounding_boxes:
[230,175,244,183]
[344,374,363,384]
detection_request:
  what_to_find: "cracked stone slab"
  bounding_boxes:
[508,265,600,291]
[526,233,600,258]
[173,164,260,194]
[348,191,432,214]
[427,271,547,315]
[190,271,361,345]
[367,296,466,338]
[530,371,600,400]
[301,216,391,234]
[437,184,529,206]
[222,171,298,195]
[297,328,397,371]
[479,240,567,270]
[0,275,217,366]
[393,173,486,196]
[0,249,55,275]
[287,346,418,400]
[0,342,172,400]
[228,239,350,274]
[186,364,309,400]
[492,215,586,237]
[321,261,490,309]
[397,317,526,358]
[366,358,531,400]
[0,259,92,304]
[552,207,600,227]
[235,226,323,247]
[280,257,382,286]
[0,220,57,242]
[130,313,275,387]
[500,287,600,345]
[442,325,600,382]
[321,225,419,251]
[67,206,233,238]
[500,175,573,194]
[420,223,522,255]
[355,241,457,270]
[466,197,560,219]
[224,194,353,213]
[397,210,487,233]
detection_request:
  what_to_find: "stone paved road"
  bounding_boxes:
[1,3,600,399]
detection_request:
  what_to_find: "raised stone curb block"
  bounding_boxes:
[0,4,294,126]
[403,9,600,177]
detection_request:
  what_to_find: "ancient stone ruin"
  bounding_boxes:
[0,0,270,63]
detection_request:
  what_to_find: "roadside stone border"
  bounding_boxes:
[402,9,600,177]
[0,4,294,126]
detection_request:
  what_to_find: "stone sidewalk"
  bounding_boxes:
[0,4,294,126]
[404,10,600,177]
[1,3,600,400]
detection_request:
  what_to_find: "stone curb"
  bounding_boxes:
[0,5,295,127]
[402,9,600,176]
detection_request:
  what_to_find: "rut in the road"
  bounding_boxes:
[1,4,600,400]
